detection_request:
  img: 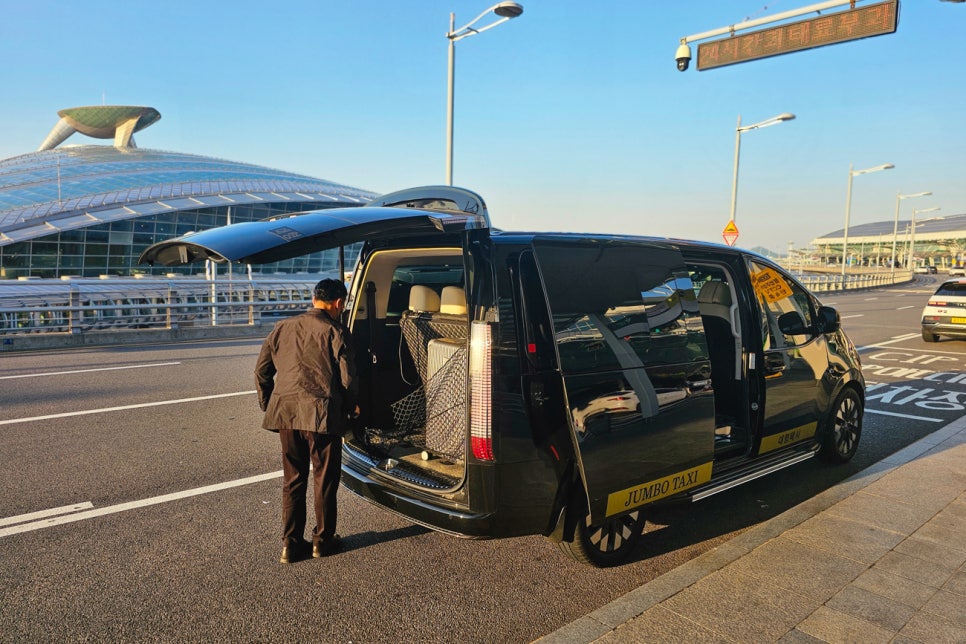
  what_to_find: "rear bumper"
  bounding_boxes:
[922,322,966,337]
[340,452,496,538]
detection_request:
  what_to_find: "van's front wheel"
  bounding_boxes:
[819,387,862,463]
[559,507,646,567]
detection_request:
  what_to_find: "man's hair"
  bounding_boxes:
[313,278,348,303]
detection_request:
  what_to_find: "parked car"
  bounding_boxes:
[949,265,966,277]
[914,265,938,274]
[140,186,865,567]
[921,278,966,342]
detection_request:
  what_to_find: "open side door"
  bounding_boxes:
[531,239,716,525]
[138,186,490,267]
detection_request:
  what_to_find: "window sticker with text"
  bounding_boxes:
[751,267,793,303]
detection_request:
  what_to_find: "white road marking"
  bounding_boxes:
[864,297,879,301]
[0,391,256,426]
[865,408,944,423]
[0,471,282,538]
[842,314,865,319]
[857,333,921,351]
[896,306,914,310]
[0,502,94,528]
[0,362,181,380]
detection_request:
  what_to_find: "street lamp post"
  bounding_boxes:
[909,206,941,271]
[841,162,894,276]
[445,1,523,186]
[728,112,795,224]
[890,191,932,275]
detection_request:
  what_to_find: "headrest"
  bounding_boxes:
[439,286,467,315]
[698,281,732,307]
[408,285,440,313]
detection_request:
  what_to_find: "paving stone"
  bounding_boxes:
[897,610,966,644]
[874,551,955,588]
[783,512,903,564]
[851,568,938,609]
[825,491,935,534]
[894,535,966,569]
[725,536,867,602]
[599,605,730,644]
[863,462,961,512]
[777,628,826,643]
[826,584,917,631]
[944,570,966,596]
[922,589,966,627]
[911,521,966,555]
[933,505,966,537]
[796,606,894,644]
[662,570,815,642]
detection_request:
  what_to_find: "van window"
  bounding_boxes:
[532,241,705,373]
[385,265,464,318]
[747,260,814,349]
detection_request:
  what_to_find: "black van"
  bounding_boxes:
[141,186,865,567]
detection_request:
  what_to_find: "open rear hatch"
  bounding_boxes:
[138,186,490,267]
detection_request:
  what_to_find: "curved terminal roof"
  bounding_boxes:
[0,145,375,245]
[812,213,966,246]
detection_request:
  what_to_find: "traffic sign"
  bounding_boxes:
[722,220,739,246]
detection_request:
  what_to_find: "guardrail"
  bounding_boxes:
[0,276,322,335]
[0,267,915,338]
[792,268,915,292]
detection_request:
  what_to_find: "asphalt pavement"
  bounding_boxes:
[540,417,966,643]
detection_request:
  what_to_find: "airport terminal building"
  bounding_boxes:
[0,105,375,280]
[811,213,966,269]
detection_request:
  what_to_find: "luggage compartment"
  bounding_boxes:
[346,247,469,488]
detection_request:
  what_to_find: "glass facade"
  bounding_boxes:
[0,144,375,279]
[0,202,361,279]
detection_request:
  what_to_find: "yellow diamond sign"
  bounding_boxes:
[722,220,739,246]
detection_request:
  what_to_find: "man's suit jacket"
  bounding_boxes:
[254,307,357,435]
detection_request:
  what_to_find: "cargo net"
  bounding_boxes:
[366,344,468,462]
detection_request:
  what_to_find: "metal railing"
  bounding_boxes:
[0,275,324,335]
[0,267,915,337]
[793,268,914,292]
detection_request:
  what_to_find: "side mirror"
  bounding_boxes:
[778,311,809,336]
[815,306,840,334]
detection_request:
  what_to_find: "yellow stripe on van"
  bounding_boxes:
[759,421,817,454]
[605,462,713,517]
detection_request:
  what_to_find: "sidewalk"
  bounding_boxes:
[541,418,966,643]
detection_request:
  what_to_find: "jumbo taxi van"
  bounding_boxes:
[140,186,865,567]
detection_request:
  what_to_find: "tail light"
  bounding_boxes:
[929,300,946,306]
[469,321,494,461]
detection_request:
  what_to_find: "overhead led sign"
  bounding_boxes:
[696,0,898,71]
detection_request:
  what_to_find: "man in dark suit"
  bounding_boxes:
[254,278,358,564]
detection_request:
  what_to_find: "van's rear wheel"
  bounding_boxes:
[819,388,862,464]
[559,506,646,567]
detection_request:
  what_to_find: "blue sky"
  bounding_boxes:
[1,1,962,254]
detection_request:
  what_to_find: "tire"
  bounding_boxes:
[819,388,862,464]
[558,503,646,567]
[922,328,939,343]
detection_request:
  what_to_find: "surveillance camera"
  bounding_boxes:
[675,43,692,72]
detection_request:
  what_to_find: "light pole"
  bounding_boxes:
[890,191,932,274]
[729,112,795,224]
[910,206,940,270]
[841,162,894,276]
[446,1,524,186]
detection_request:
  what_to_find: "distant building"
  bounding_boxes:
[811,213,966,268]
[0,105,375,279]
